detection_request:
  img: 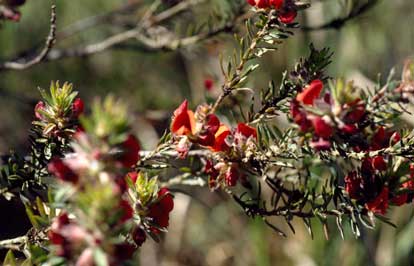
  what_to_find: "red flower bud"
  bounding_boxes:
[390,131,401,145]
[72,98,84,118]
[34,101,45,120]
[204,78,214,91]
[126,172,138,184]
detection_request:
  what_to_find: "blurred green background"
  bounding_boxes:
[0,0,413,265]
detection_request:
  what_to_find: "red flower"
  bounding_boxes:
[366,187,389,215]
[372,156,387,171]
[196,114,221,146]
[345,171,361,200]
[126,172,138,184]
[171,100,196,136]
[342,124,358,134]
[72,98,84,118]
[392,193,408,206]
[296,80,324,106]
[344,99,365,123]
[210,125,231,152]
[132,226,147,247]
[371,127,399,150]
[257,0,267,6]
[236,123,258,140]
[279,10,297,24]
[225,166,239,187]
[269,0,283,9]
[311,117,333,138]
[48,213,70,245]
[204,78,214,91]
[392,166,414,206]
[119,199,134,223]
[118,134,140,167]
[148,188,174,228]
[48,158,79,184]
[290,100,311,132]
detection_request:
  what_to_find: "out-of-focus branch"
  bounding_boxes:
[1,0,241,70]
[0,235,27,251]
[56,0,144,40]
[0,4,57,71]
[302,0,379,31]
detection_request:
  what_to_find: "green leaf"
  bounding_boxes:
[94,248,109,266]
[3,250,16,266]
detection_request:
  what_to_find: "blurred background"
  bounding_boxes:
[0,0,413,265]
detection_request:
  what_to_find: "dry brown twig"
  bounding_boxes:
[0,4,57,71]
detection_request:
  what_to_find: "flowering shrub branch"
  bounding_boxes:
[0,0,413,265]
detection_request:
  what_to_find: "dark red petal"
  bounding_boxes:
[311,117,333,139]
[296,80,323,105]
[279,10,297,24]
[119,134,141,167]
[171,100,193,135]
[237,123,257,140]
[48,158,79,184]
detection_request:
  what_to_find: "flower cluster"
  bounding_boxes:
[247,0,298,24]
[171,100,258,189]
[0,0,25,22]
[46,97,173,265]
[290,79,395,151]
[126,172,174,247]
[289,78,413,215]
[34,82,84,138]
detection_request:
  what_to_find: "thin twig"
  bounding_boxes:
[0,4,57,71]
[3,0,209,65]
[210,11,274,114]
[0,235,27,251]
